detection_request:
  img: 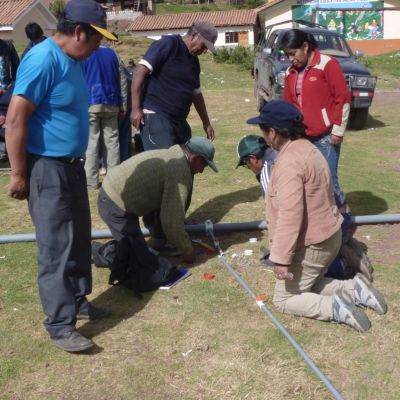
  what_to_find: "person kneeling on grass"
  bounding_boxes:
[246,100,387,332]
[235,134,373,281]
[96,136,218,265]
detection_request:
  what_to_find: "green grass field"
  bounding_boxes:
[0,48,399,399]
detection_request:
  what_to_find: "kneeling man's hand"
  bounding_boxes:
[274,264,293,280]
[182,249,196,264]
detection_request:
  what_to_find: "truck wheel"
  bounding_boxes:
[349,108,369,130]
[256,92,266,111]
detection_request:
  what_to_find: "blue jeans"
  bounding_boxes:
[310,134,346,208]
[140,112,191,151]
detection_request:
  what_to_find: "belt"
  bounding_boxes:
[52,156,84,166]
[29,153,84,166]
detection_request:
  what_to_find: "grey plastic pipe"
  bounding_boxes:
[204,220,345,400]
[217,253,345,400]
[0,214,399,244]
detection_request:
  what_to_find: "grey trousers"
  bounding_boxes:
[273,229,355,321]
[28,155,92,337]
[85,111,120,188]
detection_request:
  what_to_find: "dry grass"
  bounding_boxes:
[1,51,400,400]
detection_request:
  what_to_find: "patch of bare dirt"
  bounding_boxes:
[373,91,400,104]
[355,224,400,265]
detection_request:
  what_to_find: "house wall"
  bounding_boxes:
[0,5,56,43]
[131,26,255,48]
[383,1,400,39]
[259,1,295,29]
[106,10,142,21]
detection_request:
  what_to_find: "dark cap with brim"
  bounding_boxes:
[64,0,118,41]
[192,21,218,54]
[236,135,268,168]
[247,100,303,129]
[186,136,218,172]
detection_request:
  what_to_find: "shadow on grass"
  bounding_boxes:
[78,284,155,342]
[347,190,388,215]
[365,114,386,130]
[188,185,261,223]
[347,114,386,132]
[78,252,213,343]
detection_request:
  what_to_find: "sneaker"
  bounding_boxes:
[77,303,111,320]
[353,273,387,315]
[51,330,94,352]
[332,289,371,332]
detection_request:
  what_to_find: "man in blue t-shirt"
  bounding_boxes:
[5,0,117,353]
[131,21,217,151]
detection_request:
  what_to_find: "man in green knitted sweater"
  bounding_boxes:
[98,136,218,264]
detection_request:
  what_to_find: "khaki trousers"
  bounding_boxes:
[85,111,120,188]
[273,229,355,321]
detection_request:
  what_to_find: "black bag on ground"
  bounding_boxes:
[92,236,178,295]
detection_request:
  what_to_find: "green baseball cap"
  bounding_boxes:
[236,135,268,168]
[186,136,218,172]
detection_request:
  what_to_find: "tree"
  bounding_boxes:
[49,0,66,22]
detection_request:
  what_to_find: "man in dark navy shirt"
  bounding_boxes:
[131,21,217,151]
[21,22,47,59]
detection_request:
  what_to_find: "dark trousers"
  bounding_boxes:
[118,112,132,162]
[140,112,191,151]
[28,155,92,338]
[98,188,147,245]
[139,112,191,238]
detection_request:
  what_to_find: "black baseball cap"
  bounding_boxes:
[64,0,117,41]
[247,100,303,129]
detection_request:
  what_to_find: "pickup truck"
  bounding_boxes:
[253,20,377,130]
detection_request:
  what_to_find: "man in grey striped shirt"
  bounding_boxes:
[236,134,277,196]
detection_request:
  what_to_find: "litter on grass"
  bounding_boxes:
[182,349,192,357]
[203,272,215,280]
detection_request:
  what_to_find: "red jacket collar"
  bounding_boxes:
[288,49,322,73]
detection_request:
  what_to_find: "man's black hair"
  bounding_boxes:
[25,22,44,41]
[259,123,307,141]
[57,20,97,38]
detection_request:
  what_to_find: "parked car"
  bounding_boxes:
[253,20,377,130]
